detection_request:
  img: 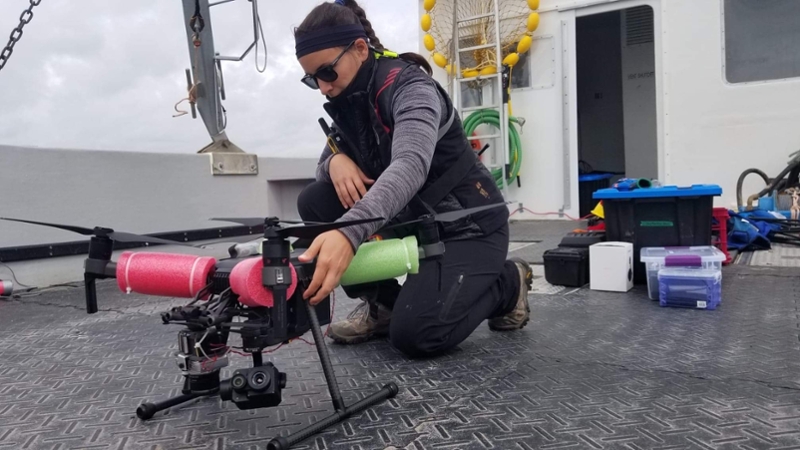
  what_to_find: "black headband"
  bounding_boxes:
[295,23,368,58]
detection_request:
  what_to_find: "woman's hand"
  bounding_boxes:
[298,230,355,305]
[329,153,374,209]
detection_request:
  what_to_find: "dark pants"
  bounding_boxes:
[296,181,521,358]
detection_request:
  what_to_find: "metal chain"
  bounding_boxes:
[0,0,43,72]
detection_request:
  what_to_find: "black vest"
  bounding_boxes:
[322,54,508,240]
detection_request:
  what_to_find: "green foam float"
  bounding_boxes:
[340,236,420,286]
[233,235,421,287]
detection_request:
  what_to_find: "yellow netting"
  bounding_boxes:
[421,0,540,77]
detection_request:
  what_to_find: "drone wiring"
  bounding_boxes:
[190,281,215,305]
[199,289,338,359]
[0,261,34,289]
[0,260,84,302]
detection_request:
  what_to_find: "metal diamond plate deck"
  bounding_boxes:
[1,265,799,450]
[748,243,800,268]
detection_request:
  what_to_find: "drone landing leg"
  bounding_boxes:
[306,300,346,413]
[84,273,98,314]
[136,392,208,420]
[137,355,223,421]
[266,301,399,450]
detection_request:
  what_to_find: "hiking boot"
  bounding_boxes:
[488,257,533,331]
[327,300,391,344]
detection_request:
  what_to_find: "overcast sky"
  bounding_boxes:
[0,0,418,157]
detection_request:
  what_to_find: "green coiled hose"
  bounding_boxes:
[462,109,523,189]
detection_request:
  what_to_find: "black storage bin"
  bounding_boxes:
[579,172,614,218]
[543,247,589,287]
[593,184,721,284]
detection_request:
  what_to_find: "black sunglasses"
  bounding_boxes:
[301,41,356,90]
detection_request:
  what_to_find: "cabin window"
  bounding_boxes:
[510,43,531,89]
[723,0,800,83]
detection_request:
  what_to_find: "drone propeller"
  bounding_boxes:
[210,217,325,228]
[277,217,385,240]
[0,217,197,247]
[380,202,510,232]
[211,216,384,240]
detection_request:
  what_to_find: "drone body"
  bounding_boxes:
[0,201,506,449]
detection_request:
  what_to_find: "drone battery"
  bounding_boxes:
[229,256,298,308]
[116,252,217,299]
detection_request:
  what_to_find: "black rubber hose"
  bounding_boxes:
[756,155,800,203]
[736,168,770,210]
[736,151,800,210]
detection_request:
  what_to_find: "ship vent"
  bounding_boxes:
[625,6,654,46]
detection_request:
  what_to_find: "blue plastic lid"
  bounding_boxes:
[593,184,722,199]
[579,172,615,182]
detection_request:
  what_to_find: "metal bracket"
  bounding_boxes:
[213,0,263,64]
[208,153,259,175]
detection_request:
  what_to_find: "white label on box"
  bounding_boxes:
[697,301,707,309]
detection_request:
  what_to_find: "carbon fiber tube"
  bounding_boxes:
[304,300,346,411]
[267,410,347,450]
[264,301,400,450]
[266,383,398,450]
[136,393,200,420]
[342,382,399,417]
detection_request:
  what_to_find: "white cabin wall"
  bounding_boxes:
[420,0,575,219]
[502,6,574,218]
[661,0,800,209]
[419,0,800,215]
[0,145,316,248]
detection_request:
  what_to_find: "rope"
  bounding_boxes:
[173,83,198,118]
[173,43,201,119]
[254,0,267,73]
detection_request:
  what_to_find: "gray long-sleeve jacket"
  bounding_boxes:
[314,69,485,251]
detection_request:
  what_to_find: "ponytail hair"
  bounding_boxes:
[294,0,433,75]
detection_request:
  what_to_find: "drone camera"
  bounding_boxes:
[219,364,286,409]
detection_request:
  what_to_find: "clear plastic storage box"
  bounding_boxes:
[658,267,722,310]
[640,246,726,300]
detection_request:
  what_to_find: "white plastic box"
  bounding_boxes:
[640,246,726,300]
[590,242,634,292]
